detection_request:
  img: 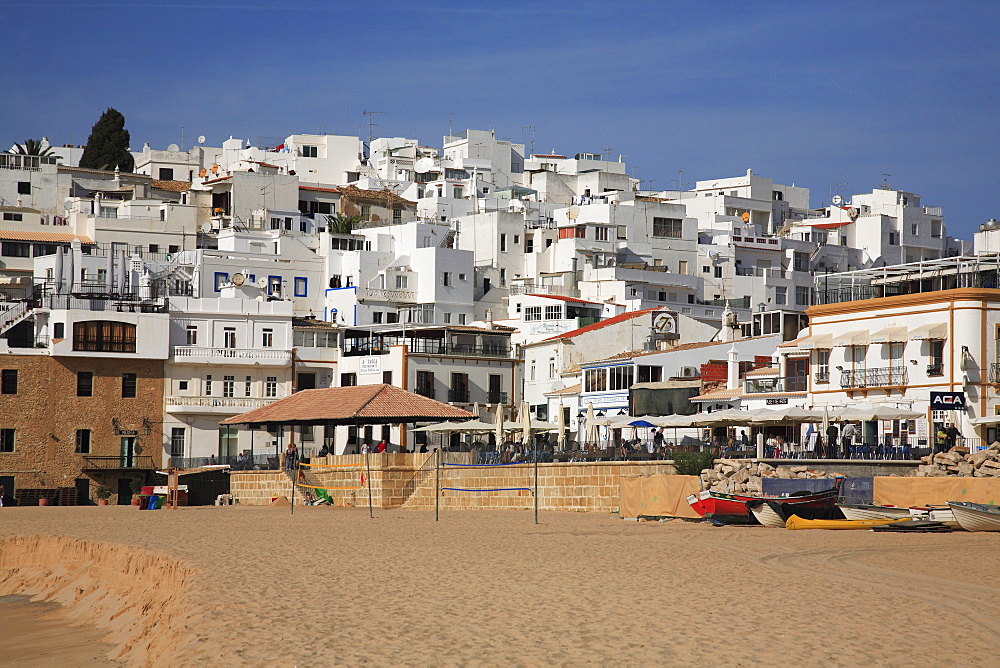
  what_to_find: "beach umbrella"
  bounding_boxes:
[495,406,505,448]
[749,406,825,424]
[53,246,64,294]
[556,403,566,450]
[521,401,532,445]
[65,246,75,293]
[835,405,923,421]
[116,250,127,293]
[410,421,465,433]
[585,402,598,444]
[106,249,114,292]
[821,406,830,452]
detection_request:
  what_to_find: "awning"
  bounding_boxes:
[970,416,1000,425]
[869,326,908,344]
[910,322,948,340]
[796,333,834,349]
[834,330,869,346]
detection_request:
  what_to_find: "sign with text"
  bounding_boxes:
[359,356,382,375]
[930,391,966,410]
[766,397,789,405]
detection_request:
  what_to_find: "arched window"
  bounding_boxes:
[73,321,137,353]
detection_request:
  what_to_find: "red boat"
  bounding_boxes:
[687,482,842,525]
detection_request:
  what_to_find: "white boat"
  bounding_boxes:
[908,506,959,527]
[748,502,786,528]
[838,504,912,521]
[947,502,1000,532]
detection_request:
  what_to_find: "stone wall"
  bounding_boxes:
[229,454,677,512]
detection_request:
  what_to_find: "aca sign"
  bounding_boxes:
[930,391,966,410]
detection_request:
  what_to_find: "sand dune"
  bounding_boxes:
[1,506,999,666]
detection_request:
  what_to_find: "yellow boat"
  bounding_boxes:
[784,515,909,530]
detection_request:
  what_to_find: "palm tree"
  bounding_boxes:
[11,139,55,157]
[326,213,365,234]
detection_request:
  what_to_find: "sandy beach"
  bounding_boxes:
[1,505,999,666]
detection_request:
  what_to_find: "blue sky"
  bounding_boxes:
[2,0,998,238]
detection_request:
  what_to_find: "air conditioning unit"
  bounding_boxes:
[680,366,699,378]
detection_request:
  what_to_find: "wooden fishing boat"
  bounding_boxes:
[908,506,959,527]
[947,502,1000,532]
[748,498,844,528]
[785,515,908,530]
[838,504,912,521]
[687,482,841,525]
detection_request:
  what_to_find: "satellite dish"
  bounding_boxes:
[167,143,180,152]
[741,212,750,223]
[414,157,434,173]
[201,222,212,233]
[197,135,206,144]
[256,277,268,289]
[211,164,219,174]
[199,168,207,178]
[831,195,844,206]
[567,205,580,220]
[63,200,73,211]
[231,272,245,286]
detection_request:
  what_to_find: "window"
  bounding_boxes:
[595,226,610,242]
[341,372,357,387]
[121,373,137,398]
[73,321,136,353]
[224,327,237,348]
[223,375,235,398]
[775,286,787,305]
[529,361,536,380]
[443,312,451,324]
[1,369,16,394]
[206,374,213,395]
[178,380,188,391]
[795,286,811,307]
[888,232,899,245]
[500,234,507,252]
[76,429,92,454]
[186,325,198,345]
[549,357,557,379]
[652,217,683,238]
[609,365,634,390]
[245,376,252,396]
[170,428,186,457]
[851,345,866,373]
[2,212,23,222]
[360,205,371,221]
[929,340,945,375]
[395,275,408,289]
[793,252,810,272]
[219,425,239,458]
[77,371,93,397]
[158,167,174,180]
[453,187,463,199]
[214,272,228,291]
[525,238,534,253]
[268,276,282,295]
[678,260,688,275]
[617,225,627,240]
[911,224,918,235]
[637,365,662,383]
[393,208,402,223]
[17,181,31,195]
[261,328,273,347]
[584,368,607,392]
[500,268,506,286]
[416,370,434,397]
[524,306,542,321]
[889,342,904,369]
[714,266,723,279]
[442,272,453,286]
[458,313,466,325]
[302,145,318,158]
[544,305,561,320]
[1,242,31,257]
[265,376,277,398]
[383,370,393,385]
[0,429,14,453]
[294,277,308,297]
[458,273,466,281]
[816,349,830,383]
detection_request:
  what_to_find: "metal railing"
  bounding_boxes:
[487,391,508,404]
[171,346,292,363]
[990,363,1000,383]
[166,396,278,410]
[448,388,470,403]
[840,366,908,389]
[814,371,830,384]
[82,455,156,470]
[927,363,945,377]
[168,453,278,470]
[415,386,435,399]
[744,376,807,393]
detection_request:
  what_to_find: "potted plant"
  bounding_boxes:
[95,485,112,506]
[129,477,144,506]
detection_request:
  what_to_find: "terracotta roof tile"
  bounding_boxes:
[151,179,192,192]
[524,293,600,304]
[0,230,94,244]
[541,308,659,342]
[222,384,475,426]
[545,383,581,396]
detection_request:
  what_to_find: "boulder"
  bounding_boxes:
[957,462,975,476]
[969,452,989,467]
[790,465,808,473]
[758,462,775,474]
[776,467,794,479]
[982,459,1000,470]
[950,445,970,455]
[732,467,750,484]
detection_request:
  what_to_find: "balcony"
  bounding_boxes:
[744,376,807,393]
[171,346,291,365]
[358,286,417,303]
[928,363,945,377]
[415,386,435,399]
[990,363,1000,383]
[487,391,509,405]
[166,396,279,415]
[840,367,908,389]
[814,371,830,384]
[448,388,470,403]
[81,455,156,471]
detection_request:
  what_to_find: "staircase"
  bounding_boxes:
[0,301,34,337]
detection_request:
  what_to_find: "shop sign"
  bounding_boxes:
[930,391,965,410]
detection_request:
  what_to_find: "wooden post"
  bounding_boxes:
[365,449,374,519]
[435,447,440,522]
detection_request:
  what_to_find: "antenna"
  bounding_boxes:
[602,147,613,162]
[520,126,535,155]
[449,112,456,137]
[882,174,892,190]
[363,111,384,144]
[180,126,187,151]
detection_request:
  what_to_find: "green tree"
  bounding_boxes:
[79,107,134,172]
[11,139,54,156]
[326,213,364,234]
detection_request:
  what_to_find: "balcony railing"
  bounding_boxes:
[840,366,908,389]
[415,386,435,399]
[171,346,292,364]
[814,371,830,384]
[358,287,417,303]
[487,391,508,404]
[81,455,156,470]
[448,388,470,403]
[744,376,807,393]
[166,396,278,412]
[928,363,945,377]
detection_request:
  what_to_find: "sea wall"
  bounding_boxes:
[229,455,678,512]
[0,535,198,665]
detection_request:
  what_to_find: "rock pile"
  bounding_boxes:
[700,459,841,494]
[913,443,1000,477]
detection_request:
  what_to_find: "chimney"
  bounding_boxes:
[727,345,740,390]
[486,308,493,329]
